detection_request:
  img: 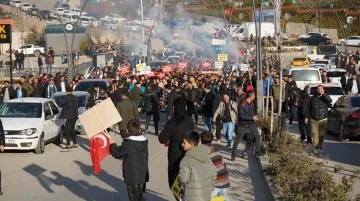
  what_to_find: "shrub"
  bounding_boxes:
[79,40,90,55]
[263,129,360,201]
[282,40,301,46]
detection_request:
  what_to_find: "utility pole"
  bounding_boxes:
[268,0,285,45]
[160,0,163,22]
[318,0,321,32]
[141,0,145,42]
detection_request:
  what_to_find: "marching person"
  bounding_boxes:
[116,91,140,138]
[59,87,79,151]
[308,85,332,154]
[213,91,238,150]
[138,83,160,135]
[0,118,4,196]
[231,91,263,160]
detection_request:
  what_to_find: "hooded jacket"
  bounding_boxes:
[179,145,217,201]
[110,135,149,185]
[139,88,160,113]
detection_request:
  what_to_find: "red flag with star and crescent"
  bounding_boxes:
[90,132,110,174]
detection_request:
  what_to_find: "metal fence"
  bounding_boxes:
[71,61,94,76]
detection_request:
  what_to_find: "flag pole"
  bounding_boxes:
[93,108,112,140]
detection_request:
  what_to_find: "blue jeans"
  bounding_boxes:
[211,188,229,201]
[47,64,52,74]
[289,105,297,124]
[222,122,234,147]
[39,65,43,74]
[204,116,213,132]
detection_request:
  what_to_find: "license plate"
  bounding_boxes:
[5,137,15,144]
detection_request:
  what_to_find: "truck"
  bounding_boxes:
[15,44,45,57]
[231,22,275,41]
[307,45,338,61]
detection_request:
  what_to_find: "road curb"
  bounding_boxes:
[258,155,280,201]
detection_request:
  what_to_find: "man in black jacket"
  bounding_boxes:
[231,91,263,160]
[186,82,200,125]
[31,78,44,97]
[308,85,332,154]
[164,84,177,120]
[59,87,79,151]
[212,83,226,141]
[0,119,4,195]
[340,71,351,91]
[138,83,160,135]
[288,82,301,125]
[0,81,14,103]
[345,74,360,94]
[201,83,214,132]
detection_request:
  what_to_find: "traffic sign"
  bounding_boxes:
[145,27,152,33]
[0,24,11,44]
[217,54,228,61]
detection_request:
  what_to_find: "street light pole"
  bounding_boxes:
[141,0,145,42]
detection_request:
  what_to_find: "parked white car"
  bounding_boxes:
[313,59,336,68]
[70,8,86,16]
[52,7,64,16]
[325,68,346,86]
[338,36,360,47]
[120,21,141,31]
[299,32,329,39]
[80,16,99,27]
[133,18,155,26]
[105,14,126,21]
[15,44,45,57]
[10,0,21,7]
[19,3,31,11]
[1,98,65,154]
[100,18,117,30]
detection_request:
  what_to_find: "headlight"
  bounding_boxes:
[21,128,37,136]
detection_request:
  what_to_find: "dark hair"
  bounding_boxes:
[182,131,200,146]
[112,80,117,84]
[172,98,187,124]
[246,90,255,98]
[29,75,34,79]
[127,119,141,135]
[3,80,9,84]
[165,84,172,90]
[204,83,212,90]
[219,83,226,91]
[66,87,73,92]
[121,91,129,97]
[291,82,297,87]
[20,76,25,79]
[16,81,22,85]
[200,131,213,144]
[93,83,99,88]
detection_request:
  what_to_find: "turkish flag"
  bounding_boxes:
[90,132,110,175]
[162,64,173,73]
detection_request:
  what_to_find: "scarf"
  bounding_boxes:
[47,84,57,98]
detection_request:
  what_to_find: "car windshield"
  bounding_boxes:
[81,18,90,21]
[75,82,107,92]
[109,20,117,24]
[52,95,86,107]
[293,58,306,61]
[43,10,50,14]
[72,15,79,19]
[326,71,345,78]
[291,70,320,81]
[23,3,29,6]
[0,103,42,118]
[318,46,337,55]
[314,61,329,65]
[351,97,360,107]
[310,87,344,96]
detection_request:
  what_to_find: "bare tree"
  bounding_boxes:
[268,0,285,45]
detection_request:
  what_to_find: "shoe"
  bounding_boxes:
[227,145,232,150]
[230,155,236,161]
[255,152,264,157]
[241,152,248,159]
[60,146,72,152]
[72,144,79,150]
[0,191,3,195]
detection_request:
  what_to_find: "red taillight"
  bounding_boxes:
[351,112,360,118]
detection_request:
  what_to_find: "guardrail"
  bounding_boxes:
[71,61,94,76]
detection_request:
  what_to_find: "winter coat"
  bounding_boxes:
[116,98,140,131]
[213,101,238,124]
[59,94,78,119]
[309,93,332,121]
[110,135,149,185]
[178,145,217,201]
[166,90,177,116]
[129,85,144,106]
[158,115,195,188]
[289,87,301,105]
[297,94,310,118]
[202,91,214,117]
[0,119,4,147]
[139,88,160,114]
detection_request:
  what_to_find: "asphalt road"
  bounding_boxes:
[0,115,273,201]
[288,122,360,199]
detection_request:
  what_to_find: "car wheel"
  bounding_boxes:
[340,42,345,46]
[339,123,349,142]
[34,50,40,57]
[35,134,45,154]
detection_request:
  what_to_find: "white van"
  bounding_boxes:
[80,16,99,27]
[283,67,322,90]
[232,22,275,41]
[62,13,79,23]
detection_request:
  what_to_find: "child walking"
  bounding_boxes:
[200,131,230,201]
[178,131,217,201]
[109,119,149,201]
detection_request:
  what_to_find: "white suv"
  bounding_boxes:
[0,98,65,154]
